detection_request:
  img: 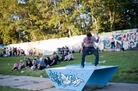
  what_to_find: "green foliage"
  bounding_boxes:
[0,0,137,44]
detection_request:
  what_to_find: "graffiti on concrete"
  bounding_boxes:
[99,29,138,50]
[48,70,84,87]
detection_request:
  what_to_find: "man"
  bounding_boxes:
[111,38,115,49]
[81,32,100,68]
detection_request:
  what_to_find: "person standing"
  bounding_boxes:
[81,32,100,68]
[111,38,115,49]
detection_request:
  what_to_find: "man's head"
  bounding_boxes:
[87,32,92,37]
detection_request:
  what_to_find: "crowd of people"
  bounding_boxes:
[57,46,70,54]
[12,49,74,71]
[0,47,25,57]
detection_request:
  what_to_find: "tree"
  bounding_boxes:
[0,0,22,44]
[123,0,138,28]
[0,0,137,45]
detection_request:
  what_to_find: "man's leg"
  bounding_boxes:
[81,48,88,68]
[91,47,99,66]
[81,47,90,67]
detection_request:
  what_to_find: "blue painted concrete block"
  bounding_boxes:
[46,64,118,91]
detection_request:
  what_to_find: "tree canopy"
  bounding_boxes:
[0,0,137,44]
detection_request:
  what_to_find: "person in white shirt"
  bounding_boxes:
[64,51,74,61]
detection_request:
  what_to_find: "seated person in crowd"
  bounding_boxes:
[35,56,40,64]
[29,49,33,55]
[53,52,59,63]
[44,56,51,68]
[18,60,25,70]
[12,61,19,71]
[26,58,33,68]
[50,54,58,66]
[64,51,74,61]
[37,56,46,70]
[59,50,68,62]
[24,57,29,61]
[61,46,65,54]
[65,46,69,52]
[31,59,37,70]
[20,49,25,56]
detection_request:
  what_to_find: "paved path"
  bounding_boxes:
[0,74,138,91]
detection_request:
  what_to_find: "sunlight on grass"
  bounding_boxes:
[0,50,138,83]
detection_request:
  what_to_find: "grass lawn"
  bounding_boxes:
[0,86,29,91]
[0,50,138,83]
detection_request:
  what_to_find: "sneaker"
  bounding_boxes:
[80,65,84,68]
[94,65,99,68]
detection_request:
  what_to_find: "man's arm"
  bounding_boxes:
[50,59,55,66]
[80,38,85,53]
[94,34,100,43]
[82,38,86,49]
[82,42,84,48]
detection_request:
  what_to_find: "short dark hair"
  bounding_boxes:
[87,32,92,37]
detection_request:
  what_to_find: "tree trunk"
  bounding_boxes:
[109,5,116,32]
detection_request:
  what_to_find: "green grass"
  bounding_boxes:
[0,86,30,91]
[0,50,138,83]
